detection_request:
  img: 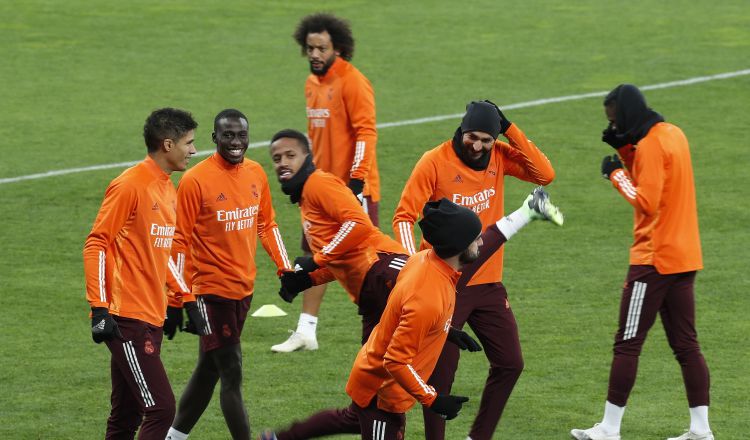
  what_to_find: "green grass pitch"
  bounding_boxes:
[1,1,748,438]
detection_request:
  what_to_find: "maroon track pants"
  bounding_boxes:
[607,265,710,407]
[104,317,175,440]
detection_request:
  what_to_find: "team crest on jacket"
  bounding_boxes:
[251,184,259,199]
[222,324,232,338]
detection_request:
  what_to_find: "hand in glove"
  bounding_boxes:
[163,306,183,340]
[91,307,122,343]
[429,394,469,420]
[446,327,482,352]
[182,301,209,336]
[278,271,314,303]
[601,154,624,180]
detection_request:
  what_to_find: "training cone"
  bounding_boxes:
[251,304,287,318]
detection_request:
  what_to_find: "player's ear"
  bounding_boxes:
[212,132,217,144]
[162,138,174,152]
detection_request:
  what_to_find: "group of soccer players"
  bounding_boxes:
[84,12,714,440]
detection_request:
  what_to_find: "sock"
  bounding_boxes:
[296,313,318,338]
[166,427,189,440]
[495,207,532,240]
[600,400,625,434]
[689,406,711,434]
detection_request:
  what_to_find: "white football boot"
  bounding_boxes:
[270,330,318,353]
[570,423,621,440]
[667,430,714,440]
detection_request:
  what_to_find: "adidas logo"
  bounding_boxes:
[453,175,463,183]
[93,319,106,330]
[152,203,159,210]
[216,193,227,202]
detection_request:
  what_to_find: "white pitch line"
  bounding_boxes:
[2,68,748,185]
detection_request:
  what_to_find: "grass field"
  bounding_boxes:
[1,1,749,438]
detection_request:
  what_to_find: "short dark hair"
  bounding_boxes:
[293,13,355,61]
[270,128,311,154]
[214,108,248,131]
[143,108,197,152]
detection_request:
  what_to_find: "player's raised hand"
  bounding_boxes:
[601,122,629,149]
[483,99,512,134]
[601,154,624,179]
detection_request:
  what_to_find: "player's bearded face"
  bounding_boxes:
[306,31,338,76]
[459,235,482,265]
[461,131,494,164]
[270,138,308,182]
[214,117,249,165]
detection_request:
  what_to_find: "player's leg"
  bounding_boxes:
[273,403,361,439]
[356,398,406,440]
[422,287,474,439]
[105,354,144,439]
[463,282,523,440]
[107,318,175,440]
[358,253,407,343]
[571,265,667,440]
[168,348,220,437]
[211,343,250,439]
[661,271,712,439]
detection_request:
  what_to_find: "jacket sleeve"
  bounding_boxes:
[83,179,138,309]
[308,176,373,267]
[500,124,556,185]
[256,171,292,274]
[342,73,377,183]
[167,175,201,304]
[309,266,336,285]
[609,140,664,216]
[392,153,438,255]
[382,294,438,407]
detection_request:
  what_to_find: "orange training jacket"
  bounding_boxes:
[169,153,291,302]
[609,122,702,274]
[300,170,405,303]
[305,57,380,201]
[392,124,554,285]
[84,156,180,327]
[345,250,459,413]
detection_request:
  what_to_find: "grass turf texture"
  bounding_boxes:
[1,0,749,438]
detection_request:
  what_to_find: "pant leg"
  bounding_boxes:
[276,403,361,440]
[355,399,406,440]
[106,318,175,440]
[106,355,144,440]
[422,284,475,440]
[460,282,523,440]
[607,265,669,406]
[659,271,710,407]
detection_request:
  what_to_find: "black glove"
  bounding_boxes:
[429,394,469,420]
[278,271,314,303]
[601,123,630,149]
[347,178,364,197]
[163,306,183,340]
[601,154,624,180]
[447,328,482,352]
[483,99,512,134]
[91,307,122,343]
[183,301,209,336]
[294,256,320,274]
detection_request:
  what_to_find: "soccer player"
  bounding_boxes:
[570,85,712,440]
[272,13,380,352]
[393,100,557,440]
[261,190,564,439]
[164,109,292,440]
[268,128,406,346]
[83,108,197,439]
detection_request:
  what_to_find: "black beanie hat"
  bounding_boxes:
[460,101,502,139]
[418,198,483,259]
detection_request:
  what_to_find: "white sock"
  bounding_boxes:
[165,427,189,440]
[689,406,711,434]
[599,401,625,434]
[296,313,318,338]
[495,207,532,240]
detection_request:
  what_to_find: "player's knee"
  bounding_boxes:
[218,362,243,390]
[489,357,524,378]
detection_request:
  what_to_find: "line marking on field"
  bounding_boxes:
[2,68,748,185]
